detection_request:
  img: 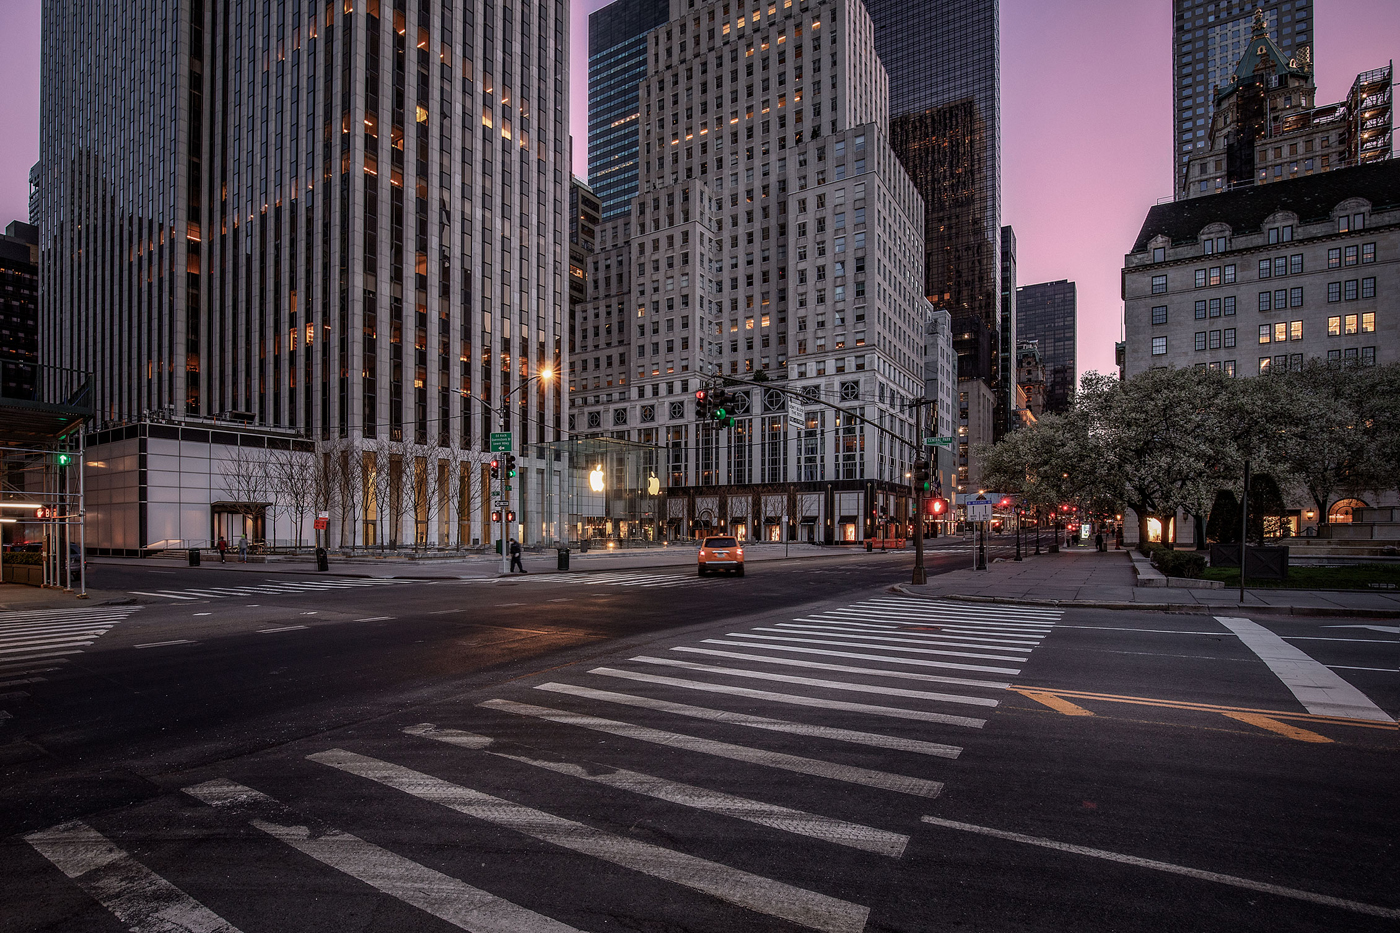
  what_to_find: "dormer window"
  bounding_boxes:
[1202,235,1226,255]
[1153,247,1166,263]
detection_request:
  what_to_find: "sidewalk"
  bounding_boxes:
[894,548,1400,618]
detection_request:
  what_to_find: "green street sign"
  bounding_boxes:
[489,432,513,452]
[924,436,955,446]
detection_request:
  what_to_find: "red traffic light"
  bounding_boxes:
[998,497,1012,508]
[695,389,707,401]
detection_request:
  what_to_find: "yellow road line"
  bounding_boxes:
[1016,690,1094,717]
[1220,712,1333,744]
[1010,686,1397,731]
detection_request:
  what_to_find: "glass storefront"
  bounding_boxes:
[540,436,665,549]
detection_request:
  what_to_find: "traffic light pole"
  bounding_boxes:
[912,482,926,585]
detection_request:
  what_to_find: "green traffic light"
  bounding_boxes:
[57,453,71,465]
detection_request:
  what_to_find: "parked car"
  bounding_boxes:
[697,535,744,576]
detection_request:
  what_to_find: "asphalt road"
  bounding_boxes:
[0,549,1394,933]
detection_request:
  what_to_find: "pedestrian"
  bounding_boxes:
[216,536,228,563]
[239,534,248,563]
[509,538,527,574]
[1095,531,1105,552]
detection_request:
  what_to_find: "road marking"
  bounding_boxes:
[1328,664,1398,672]
[1215,616,1393,722]
[1220,712,1331,743]
[134,639,195,649]
[406,724,909,857]
[185,779,582,933]
[590,666,988,728]
[1008,685,1398,732]
[773,624,1036,653]
[257,625,308,634]
[1016,690,1094,716]
[791,618,1043,646]
[0,676,48,688]
[702,638,1022,675]
[833,605,1060,625]
[353,616,393,622]
[628,655,1001,708]
[672,646,1012,690]
[129,590,197,599]
[25,820,242,932]
[0,637,109,655]
[492,694,947,795]
[919,815,1400,920]
[1324,624,1399,634]
[1286,636,1398,644]
[194,612,211,616]
[726,632,1028,665]
[310,748,871,933]
[532,681,963,758]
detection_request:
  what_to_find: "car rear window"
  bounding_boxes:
[704,537,737,548]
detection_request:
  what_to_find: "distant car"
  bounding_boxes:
[698,535,744,576]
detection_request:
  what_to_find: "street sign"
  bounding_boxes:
[967,496,993,522]
[787,396,805,431]
[924,436,954,446]
[489,432,512,452]
[313,517,329,531]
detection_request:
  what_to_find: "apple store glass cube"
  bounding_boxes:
[542,436,664,548]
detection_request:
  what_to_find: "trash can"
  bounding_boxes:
[865,540,873,552]
[579,538,588,553]
[557,547,570,571]
[188,547,200,567]
[315,547,329,572]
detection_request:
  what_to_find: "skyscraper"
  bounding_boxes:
[37,0,570,551]
[862,0,1002,465]
[0,221,39,402]
[998,224,1016,435]
[1173,0,1313,197]
[587,0,670,220]
[586,0,929,545]
[1016,280,1077,414]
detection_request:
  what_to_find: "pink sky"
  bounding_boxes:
[2,1,1394,377]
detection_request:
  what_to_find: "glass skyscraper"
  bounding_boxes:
[1173,0,1312,197]
[1016,280,1077,415]
[862,0,1001,389]
[587,0,670,220]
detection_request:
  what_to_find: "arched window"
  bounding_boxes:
[1327,498,1368,523]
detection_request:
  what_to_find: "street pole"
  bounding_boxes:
[1014,505,1022,561]
[977,520,987,570]
[912,475,927,585]
[1240,458,1250,603]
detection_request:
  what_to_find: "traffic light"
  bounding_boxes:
[927,497,948,517]
[695,389,711,421]
[56,452,71,467]
[504,453,518,478]
[911,460,932,493]
[506,510,516,522]
[711,390,736,427]
[491,510,502,522]
[998,496,1013,509]
[490,459,500,480]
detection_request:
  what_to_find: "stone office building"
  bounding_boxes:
[1122,159,1399,378]
[572,0,930,544]
[36,0,571,552]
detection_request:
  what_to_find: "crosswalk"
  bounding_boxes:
[25,597,1060,931]
[128,577,414,602]
[0,605,141,721]
[522,569,736,589]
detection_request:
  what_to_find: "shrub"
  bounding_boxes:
[1152,547,1206,579]
[1,550,42,566]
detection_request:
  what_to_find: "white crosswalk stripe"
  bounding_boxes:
[21,595,1061,932]
[523,570,724,588]
[128,577,412,601]
[0,607,140,713]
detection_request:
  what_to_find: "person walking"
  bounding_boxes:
[508,538,527,574]
[1095,531,1105,553]
[239,534,248,563]
[216,536,228,563]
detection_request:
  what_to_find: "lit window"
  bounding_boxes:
[1328,316,1341,336]
[1345,314,1358,335]
[1290,320,1302,341]
[1361,312,1375,334]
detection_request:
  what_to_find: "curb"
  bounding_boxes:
[888,584,1400,618]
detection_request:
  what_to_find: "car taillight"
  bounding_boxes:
[736,548,743,557]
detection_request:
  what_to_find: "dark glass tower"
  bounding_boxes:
[864,0,1001,388]
[998,225,1016,435]
[587,0,670,220]
[1016,280,1077,415]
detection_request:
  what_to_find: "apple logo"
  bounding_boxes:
[590,464,605,493]
[647,474,660,496]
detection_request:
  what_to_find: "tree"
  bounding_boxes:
[220,445,270,544]
[1205,489,1240,544]
[268,446,316,550]
[335,442,366,551]
[366,437,403,550]
[312,443,340,547]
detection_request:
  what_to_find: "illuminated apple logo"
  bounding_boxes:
[647,474,660,496]
[589,464,605,493]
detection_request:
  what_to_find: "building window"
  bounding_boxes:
[1194,300,1206,320]
[1328,315,1341,336]
[1362,346,1376,365]
[1258,291,1271,312]
[1273,322,1288,343]
[1361,312,1375,334]
[1151,275,1167,295]
[1208,330,1221,350]
[1224,360,1236,377]
[1223,296,1236,316]
[1152,306,1169,325]
[1290,320,1302,341]
[1361,277,1375,299]
[1328,247,1341,269]
[1329,349,1342,361]
[1194,269,1207,288]
[1258,357,1271,374]
[1337,215,1350,233]
[1362,243,1375,263]
[1151,335,1168,356]
[1223,264,1236,283]
[1289,254,1303,274]
[1195,331,1207,351]
[1224,328,1236,348]
[1258,324,1271,344]
[1327,282,1341,302]
[1273,257,1287,277]
[1344,280,1358,301]
[1345,314,1358,335]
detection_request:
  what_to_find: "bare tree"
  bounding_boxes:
[335,441,365,551]
[401,441,436,551]
[220,445,270,546]
[312,443,340,548]
[269,446,316,550]
[367,436,403,550]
